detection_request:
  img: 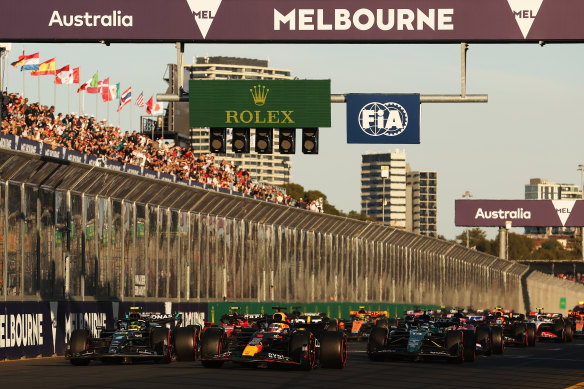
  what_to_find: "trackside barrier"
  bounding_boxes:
[0,147,583,360]
[0,301,208,360]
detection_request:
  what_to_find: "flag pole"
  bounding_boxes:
[38,75,40,104]
[68,83,70,114]
[96,94,98,121]
[130,102,133,132]
[54,78,56,108]
[107,99,110,124]
[81,90,84,115]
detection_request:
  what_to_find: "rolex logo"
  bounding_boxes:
[250,85,269,106]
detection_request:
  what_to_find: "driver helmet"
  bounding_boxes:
[268,322,289,333]
[128,320,141,331]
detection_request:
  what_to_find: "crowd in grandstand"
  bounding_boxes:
[0,91,324,212]
[555,273,584,283]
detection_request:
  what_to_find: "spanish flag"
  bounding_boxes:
[31,58,56,76]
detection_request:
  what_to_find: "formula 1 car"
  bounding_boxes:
[527,308,573,343]
[367,313,476,363]
[447,311,504,356]
[340,307,390,341]
[568,302,584,337]
[200,308,347,370]
[65,309,199,365]
[481,308,536,348]
[210,307,265,336]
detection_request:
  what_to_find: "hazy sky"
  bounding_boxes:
[2,42,583,240]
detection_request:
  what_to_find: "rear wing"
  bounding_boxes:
[348,310,388,318]
[124,311,183,326]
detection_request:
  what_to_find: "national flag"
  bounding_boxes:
[55,65,69,84]
[135,92,145,107]
[12,53,39,70]
[85,72,101,93]
[56,66,80,85]
[31,58,56,76]
[117,87,132,112]
[103,81,119,103]
[100,78,111,101]
[77,71,97,93]
[146,95,164,115]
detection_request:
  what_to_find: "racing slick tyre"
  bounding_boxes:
[290,331,316,370]
[200,328,225,368]
[566,324,574,342]
[69,329,91,366]
[367,327,387,361]
[476,326,492,356]
[556,329,566,343]
[375,319,388,329]
[553,319,564,334]
[445,330,463,364]
[320,332,347,369]
[527,323,537,347]
[462,331,476,363]
[326,319,339,332]
[174,326,198,361]
[151,327,172,363]
[513,323,527,347]
[490,326,504,354]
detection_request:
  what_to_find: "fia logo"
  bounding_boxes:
[507,0,543,39]
[186,0,223,39]
[358,102,409,137]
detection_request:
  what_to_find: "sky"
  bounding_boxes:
[2,42,583,240]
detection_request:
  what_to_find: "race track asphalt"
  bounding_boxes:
[2,339,584,389]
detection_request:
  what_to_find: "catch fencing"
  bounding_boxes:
[0,144,581,313]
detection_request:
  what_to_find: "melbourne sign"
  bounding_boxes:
[346,94,420,144]
[455,199,584,227]
[2,1,584,43]
[189,80,331,128]
[0,301,208,360]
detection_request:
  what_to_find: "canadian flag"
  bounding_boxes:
[146,95,164,115]
[55,66,80,85]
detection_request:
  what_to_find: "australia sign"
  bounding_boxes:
[1,0,584,43]
[455,199,584,227]
[346,94,420,144]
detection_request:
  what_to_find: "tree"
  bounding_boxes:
[283,183,305,200]
[456,228,488,249]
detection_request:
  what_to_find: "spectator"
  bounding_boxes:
[0,93,323,212]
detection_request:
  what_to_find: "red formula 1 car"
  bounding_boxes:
[527,308,573,343]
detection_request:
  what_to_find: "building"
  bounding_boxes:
[361,150,407,229]
[160,56,293,186]
[407,170,438,237]
[524,178,582,235]
[361,150,437,236]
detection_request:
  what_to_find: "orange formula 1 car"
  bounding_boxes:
[340,307,390,341]
[568,302,584,337]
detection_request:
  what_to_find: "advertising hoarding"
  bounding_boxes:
[346,94,420,144]
[455,199,584,227]
[189,80,331,128]
[1,1,584,43]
